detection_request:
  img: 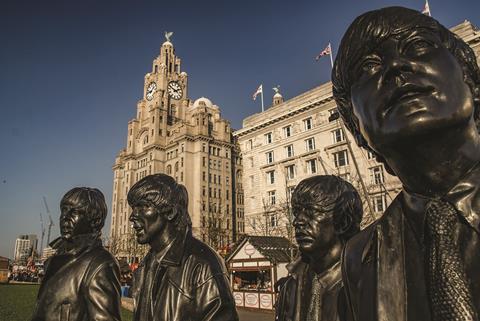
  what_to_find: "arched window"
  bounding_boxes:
[143,135,148,144]
[175,162,179,172]
[166,165,172,175]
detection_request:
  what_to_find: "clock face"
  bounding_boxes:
[146,82,157,101]
[167,81,183,100]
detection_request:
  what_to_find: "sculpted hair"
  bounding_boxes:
[60,187,107,233]
[332,6,480,151]
[292,175,363,242]
[127,173,192,228]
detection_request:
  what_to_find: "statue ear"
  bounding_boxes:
[336,212,352,236]
[166,207,178,221]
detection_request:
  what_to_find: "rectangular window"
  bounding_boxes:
[266,151,274,164]
[303,117,313,130]
[307,159,317,174]
[283,126,292,138]
[267,170,275,184]
[268,191,276,205]
[367,151,375,160]
[246,139,253,150]
[332,128,345,143]
[370,166,384,185]
[287,186,295,200]
[265,132,273,144]
[305,138,316,151]
[286,165,296,180]
[333,150,349,167]
[270,214,278,227]
[285,145,294,158]
[373,195,387,213]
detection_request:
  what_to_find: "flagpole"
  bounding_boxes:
[329,43,334,69]
[261,87,264,112]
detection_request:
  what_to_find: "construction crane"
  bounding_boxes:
[39,213,46,253]
[43,197,55,245]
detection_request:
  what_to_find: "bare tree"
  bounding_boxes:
[104,233,122,257]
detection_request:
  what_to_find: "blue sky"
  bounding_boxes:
[1,0,478,258]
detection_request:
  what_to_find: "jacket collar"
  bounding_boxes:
[375,195,407,321]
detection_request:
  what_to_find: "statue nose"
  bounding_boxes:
[383,57,413,85]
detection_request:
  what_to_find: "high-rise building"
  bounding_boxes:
[14,234,37,263]
[234,20,480,238]
[110,37,244,260]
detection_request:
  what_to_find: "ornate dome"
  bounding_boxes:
[193,97,213,108]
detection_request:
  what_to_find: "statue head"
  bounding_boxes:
[128,174,191,246]
[291,175,363,258]
[332,6,480,173]
[60,187,107,240]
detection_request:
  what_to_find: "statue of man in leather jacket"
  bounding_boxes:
[128,173,239,321]
[275,175,363,321]
[31,187,121,321]
[332,6,480,321]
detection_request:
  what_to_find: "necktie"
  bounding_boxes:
[425,199,478,321]
[306,271,323,321]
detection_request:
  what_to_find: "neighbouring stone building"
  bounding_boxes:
[110,37,244,261]
[234,20,480,238]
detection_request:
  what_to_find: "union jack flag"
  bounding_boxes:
[315,44,331,61]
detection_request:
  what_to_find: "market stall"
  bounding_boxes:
[226,236,295,311]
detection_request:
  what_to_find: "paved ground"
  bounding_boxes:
[122,298,274,321]
[238,308,274,321]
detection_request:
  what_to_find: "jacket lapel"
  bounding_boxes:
[376,196,407,321]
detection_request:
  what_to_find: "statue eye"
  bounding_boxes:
[360,57,381,73]
[404,39,434,55]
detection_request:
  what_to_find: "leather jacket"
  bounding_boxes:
[275,257,342,321]
[131,229,239,321]
[30,234,122,321]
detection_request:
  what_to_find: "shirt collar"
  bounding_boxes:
[402,161,480,241]
[287,256,341,291]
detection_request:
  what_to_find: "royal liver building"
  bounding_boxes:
[110,35,244,261]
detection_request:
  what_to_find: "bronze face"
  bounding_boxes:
[349,29,474,153]
[60,207,93,239]
[292,199,336,256]
[129,202,170,244]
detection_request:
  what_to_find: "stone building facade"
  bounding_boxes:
[234,20,480,238]
[110,39,244,260]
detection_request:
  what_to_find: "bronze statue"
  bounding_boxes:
[31,187,121,321]
[127,173,239,321]
[332,6,480,321]
[275,175,363,321]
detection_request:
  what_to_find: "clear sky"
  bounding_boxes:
[1,0,479,258]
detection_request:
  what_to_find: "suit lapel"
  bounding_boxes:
[376,197,407,321]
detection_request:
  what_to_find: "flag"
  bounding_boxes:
[252,84,263,101]
[422,0,431,16]
[315,44,331,61]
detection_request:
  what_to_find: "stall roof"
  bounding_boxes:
[227,235,296,263]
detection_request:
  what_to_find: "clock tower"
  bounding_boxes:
[111,34,245,261]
